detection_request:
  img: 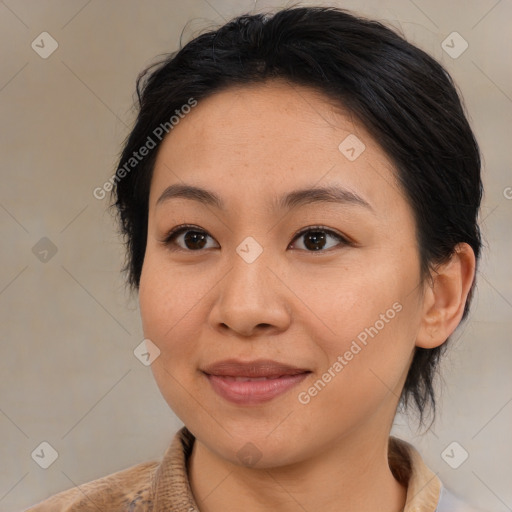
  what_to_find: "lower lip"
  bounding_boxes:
[205,372,310,405]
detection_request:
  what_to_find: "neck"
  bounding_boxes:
[188,423,407,512]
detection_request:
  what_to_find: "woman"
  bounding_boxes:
[28,5,484,511]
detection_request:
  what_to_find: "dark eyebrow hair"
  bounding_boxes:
[156,183,373,213]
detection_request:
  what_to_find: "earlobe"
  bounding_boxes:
[416,243,476,349]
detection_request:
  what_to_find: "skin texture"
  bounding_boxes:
[138,80,476,512]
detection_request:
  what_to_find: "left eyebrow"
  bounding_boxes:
[156,183,374,213]
[275,185,374,213]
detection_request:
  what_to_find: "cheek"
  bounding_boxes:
[138,254,205,417]
[139,250,204,338]
[139,254,193,366]
[138,250,222,385]
[294,259,420,405]
[289,255,415,343]
[295,301,416,435]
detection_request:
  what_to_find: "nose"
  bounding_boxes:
[208,248,292,338]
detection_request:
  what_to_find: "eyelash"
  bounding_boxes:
[160,224,352,253]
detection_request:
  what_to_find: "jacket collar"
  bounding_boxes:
[151,427,441,511]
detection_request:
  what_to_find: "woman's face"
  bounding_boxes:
[139,80,426,467]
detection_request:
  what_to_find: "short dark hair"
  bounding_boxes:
[111,5,482,424]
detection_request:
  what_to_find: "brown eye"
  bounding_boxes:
[162,225,218,251]
[289,227,349,252]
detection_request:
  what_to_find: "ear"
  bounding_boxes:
[416,243,476,349]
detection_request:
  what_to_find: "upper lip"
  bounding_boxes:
[202,359,310,378]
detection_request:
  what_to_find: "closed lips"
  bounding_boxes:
[202,360,312,405]
[219,375,302,381]
[201,359,311,379]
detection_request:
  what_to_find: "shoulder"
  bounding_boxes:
[24,460,159,512]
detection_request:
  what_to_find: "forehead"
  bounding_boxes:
[149,81,402,212]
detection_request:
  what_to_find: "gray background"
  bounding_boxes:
[0,0,511,510]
